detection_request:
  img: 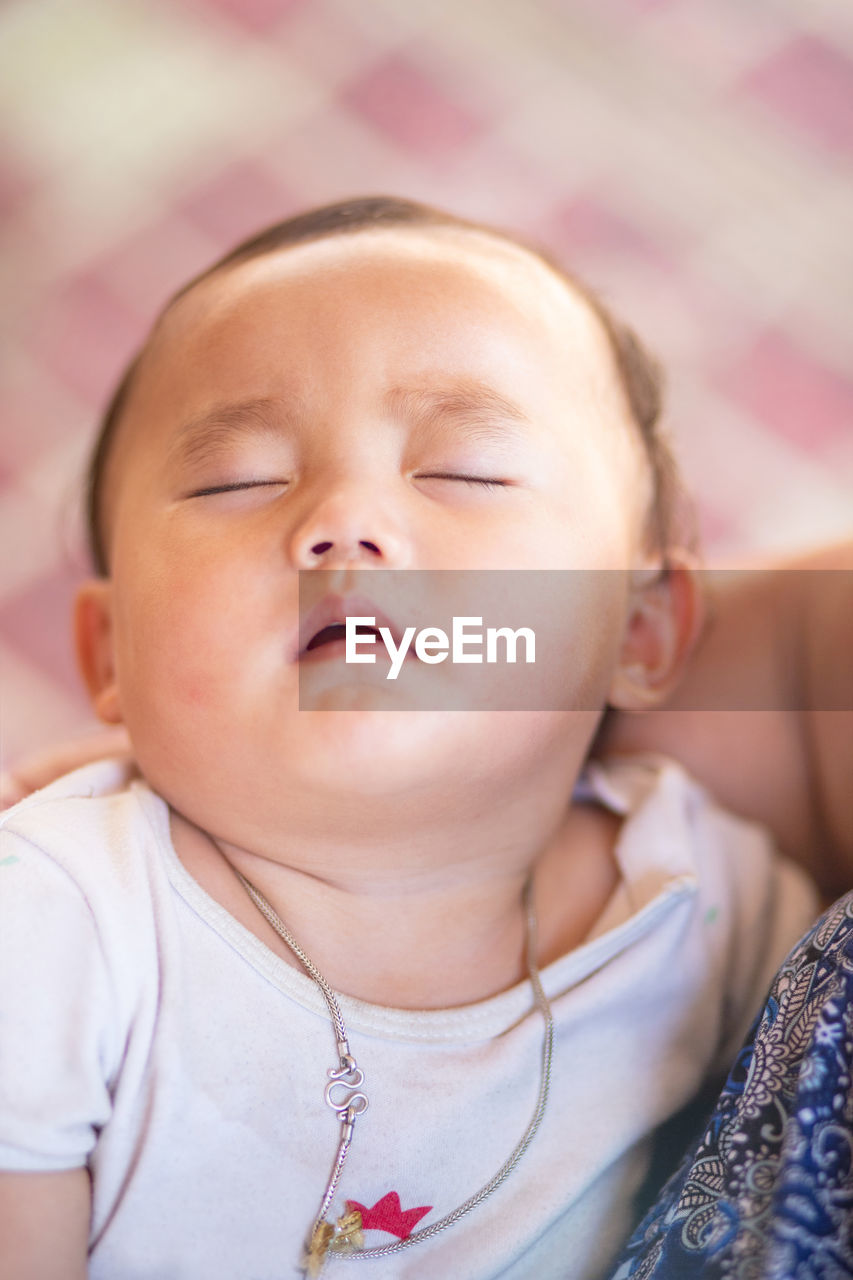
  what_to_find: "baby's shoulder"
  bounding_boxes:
[0,761,176,1170]
[586,750,819,942]
[585,751,779,867]
[0,757,171,938]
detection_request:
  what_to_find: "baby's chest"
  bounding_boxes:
[90,901,722,1280]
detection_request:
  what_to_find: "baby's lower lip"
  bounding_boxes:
[296,638,418,666]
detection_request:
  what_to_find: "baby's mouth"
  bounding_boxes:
[295,593,407,665]
[303,622,381,653]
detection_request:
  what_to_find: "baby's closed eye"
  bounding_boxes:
[188,479,290,497]
[413,472,510,490]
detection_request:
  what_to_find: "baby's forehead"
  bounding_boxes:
[148,227,613,380]
[110,227,634,504]
[113,224,632,465]
[95,226,651,572]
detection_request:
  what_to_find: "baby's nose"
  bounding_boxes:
[288,485,411,570]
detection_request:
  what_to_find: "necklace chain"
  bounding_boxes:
[236,871,554,1273]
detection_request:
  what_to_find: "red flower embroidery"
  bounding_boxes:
[345,1191,432,1239]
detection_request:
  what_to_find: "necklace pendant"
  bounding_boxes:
[329,1208,364,1254]
[303,1209,364,1275]
[304,1220,335,1278]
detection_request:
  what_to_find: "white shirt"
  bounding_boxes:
[0,756,818,1279]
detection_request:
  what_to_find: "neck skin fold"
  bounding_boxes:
[168,741,622,1008]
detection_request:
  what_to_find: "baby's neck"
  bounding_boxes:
[169,796,621,1009]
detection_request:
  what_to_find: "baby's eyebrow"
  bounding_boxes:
[168,381,531,469]
[385,380,532,445]
[168,397,303,468]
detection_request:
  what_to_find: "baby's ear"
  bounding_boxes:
[607,553,704,713]
[74,580,123,725]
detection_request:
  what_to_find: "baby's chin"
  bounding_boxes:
[137,704,592,836]
[270,704,510,797]
[312,711,595,836]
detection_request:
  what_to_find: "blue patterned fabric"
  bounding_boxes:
[612,891,853,1279]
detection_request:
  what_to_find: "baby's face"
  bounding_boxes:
[85,228,653,837]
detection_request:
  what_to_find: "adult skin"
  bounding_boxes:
[596,537,853,896]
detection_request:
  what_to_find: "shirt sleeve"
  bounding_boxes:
[0,825,117,1170]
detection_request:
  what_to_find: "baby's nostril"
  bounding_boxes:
[311,541,334,555]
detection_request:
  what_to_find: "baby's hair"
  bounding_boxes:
[86,195,689,575]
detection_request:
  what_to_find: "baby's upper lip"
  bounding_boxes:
[295,593,405,660]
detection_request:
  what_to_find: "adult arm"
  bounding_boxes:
[0,728,132,807]
[596,539,853,894]
[0,1169,90,1279]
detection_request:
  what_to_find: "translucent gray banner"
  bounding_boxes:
[296,569,853,711]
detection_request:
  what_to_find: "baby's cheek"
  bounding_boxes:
[116,577,212,704]
[128,558,284,713]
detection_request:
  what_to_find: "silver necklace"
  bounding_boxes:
[236,871,554,1278]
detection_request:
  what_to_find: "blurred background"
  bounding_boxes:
[1,0,852,766]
